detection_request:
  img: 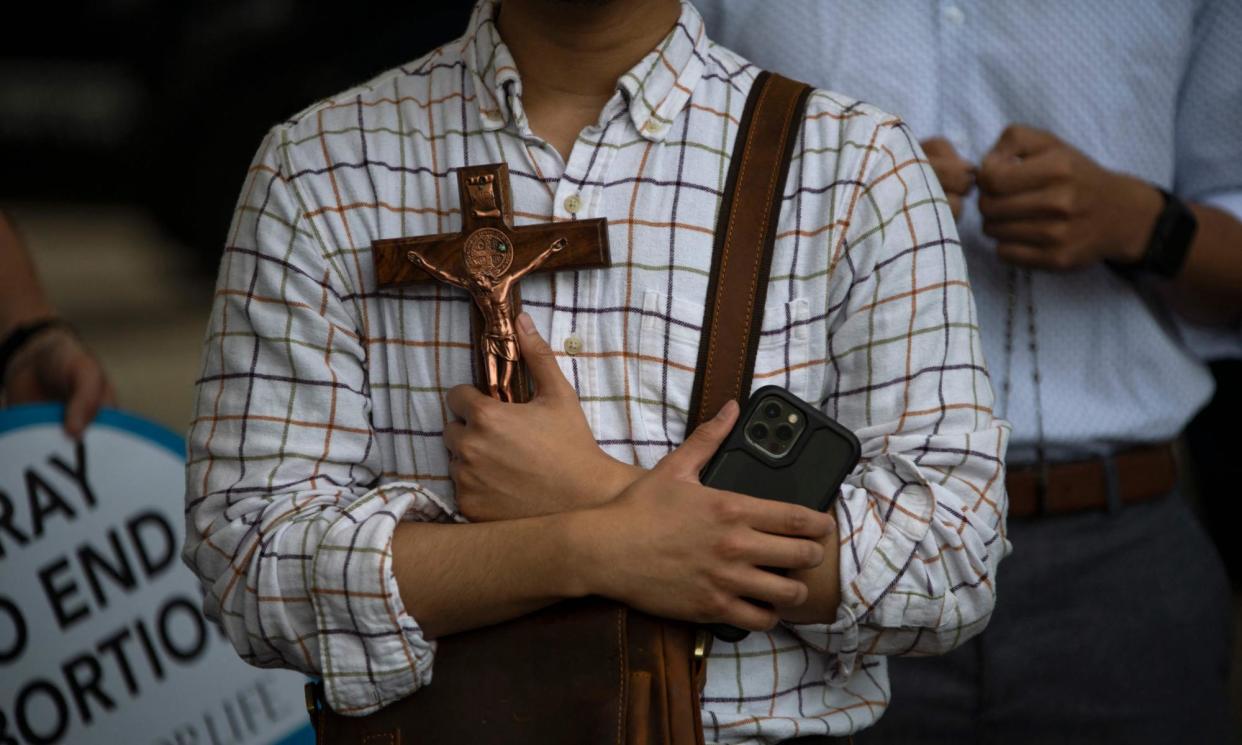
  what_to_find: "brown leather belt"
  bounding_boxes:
[1005,443,1178,519]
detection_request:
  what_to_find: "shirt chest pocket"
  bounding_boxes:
[636,289,812,452]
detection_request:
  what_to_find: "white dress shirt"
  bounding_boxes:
[698,0,1242,462]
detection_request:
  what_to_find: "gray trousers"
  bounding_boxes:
[858,491,1234,745]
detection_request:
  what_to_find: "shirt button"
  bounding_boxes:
[943,4,965,25]
[562,334,584,356]
[563,193,583,214]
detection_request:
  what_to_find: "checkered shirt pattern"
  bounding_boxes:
[182,1,1010,739]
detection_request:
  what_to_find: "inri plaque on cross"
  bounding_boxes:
[373,163,610,403]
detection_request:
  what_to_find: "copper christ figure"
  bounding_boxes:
[406,232,566,402]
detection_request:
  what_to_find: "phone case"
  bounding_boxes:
[700,386,861,511]
[699,385,861,641]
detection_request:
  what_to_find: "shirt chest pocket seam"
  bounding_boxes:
[635,289,811,453]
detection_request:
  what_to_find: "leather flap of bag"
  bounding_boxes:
[322,598,626,744]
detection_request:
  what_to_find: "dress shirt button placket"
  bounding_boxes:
[937,1,972,161]
[550,174,587,395]
[554,123,617,428]
[555,157,588,220]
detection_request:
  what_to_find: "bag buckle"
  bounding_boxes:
[304,681,323,735]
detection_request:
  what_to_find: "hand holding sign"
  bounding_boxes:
[0,405,312,745]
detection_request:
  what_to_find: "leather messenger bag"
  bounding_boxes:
[307,70,814,745]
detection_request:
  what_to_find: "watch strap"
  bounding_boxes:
[1140,188,1197,278]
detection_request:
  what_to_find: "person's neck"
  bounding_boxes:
[496,0,681,160]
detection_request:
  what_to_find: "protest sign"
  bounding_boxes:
[0,405,314,745]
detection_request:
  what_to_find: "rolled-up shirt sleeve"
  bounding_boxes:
[182,127,456,715]
[786,113,1010,678]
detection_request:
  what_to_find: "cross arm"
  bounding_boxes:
[374,233,468,287]
[509,218,611,276]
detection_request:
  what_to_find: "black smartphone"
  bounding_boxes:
[699,385,861,642]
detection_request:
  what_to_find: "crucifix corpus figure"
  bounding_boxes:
[407,230,566,401]
[372,163,610,403]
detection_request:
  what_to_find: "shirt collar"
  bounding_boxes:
[462,0,708,142]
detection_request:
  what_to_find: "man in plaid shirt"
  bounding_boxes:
[183,0,1009,740]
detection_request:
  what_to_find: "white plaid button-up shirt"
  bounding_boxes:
[183,1,1010,739]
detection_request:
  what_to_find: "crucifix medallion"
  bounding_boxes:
[373,163,610,403]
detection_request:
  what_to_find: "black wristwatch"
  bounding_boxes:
[1132,187,1198,279]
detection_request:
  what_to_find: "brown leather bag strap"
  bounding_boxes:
[686,71,814,432]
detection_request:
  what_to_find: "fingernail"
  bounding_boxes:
[517,312,535,334]
[716,400,738,419]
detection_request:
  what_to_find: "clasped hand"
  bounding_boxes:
[442,313,838,629]
[443,312,639,521]
[923,125,1158,271]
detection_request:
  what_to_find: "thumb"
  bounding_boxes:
[656,400,739,480]
[515,312,573,400]
[920,136,955,159]
[64,357,107,439]
[987,124,1056,163]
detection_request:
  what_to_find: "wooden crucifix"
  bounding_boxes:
[373,163,610,403]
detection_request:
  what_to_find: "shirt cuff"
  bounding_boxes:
[785,604,860,687]
[783,453,943,674]
[312,482,458,715]
[841,453,943,626]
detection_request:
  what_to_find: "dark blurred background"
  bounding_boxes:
[1,0,472,273]
[2,0,1239,724]
[0,0,471,435]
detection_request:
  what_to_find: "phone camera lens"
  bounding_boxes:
[763,402,781,419]
[775,424,794,441]
[749,423,769,441]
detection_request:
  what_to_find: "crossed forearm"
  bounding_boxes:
[1168,201,1242,323]
[777,528,842,624]
[391,477,844,642]
[391,515,582,639]
[1091,174,1242,322]
[403,322,841,639]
